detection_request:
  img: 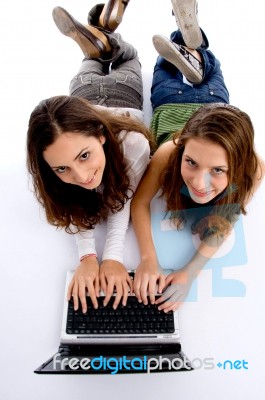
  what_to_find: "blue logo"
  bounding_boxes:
[217,360,248,370]
[151,204,247,300]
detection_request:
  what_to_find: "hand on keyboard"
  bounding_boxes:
[99,260,133,309]
[155,268,192,312]
[133,260,166,305]
[67,257,100,313]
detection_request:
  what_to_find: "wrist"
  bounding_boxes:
[141,251,157,262]
[183,262,202,279]
[80,253,97,262]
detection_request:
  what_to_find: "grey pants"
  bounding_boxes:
[69,33,143,110]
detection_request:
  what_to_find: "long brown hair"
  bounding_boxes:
[27,95,152,232]
[160,103,259,237]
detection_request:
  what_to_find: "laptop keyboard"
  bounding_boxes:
[66,296,175,335]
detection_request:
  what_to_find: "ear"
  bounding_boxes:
[99,135,106,145]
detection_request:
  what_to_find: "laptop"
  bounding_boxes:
[35,270,193,374]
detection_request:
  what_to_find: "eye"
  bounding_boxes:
[186,158,196,167]
[80,152,90,160]
[54,166,67,174]
[212,167,226,174]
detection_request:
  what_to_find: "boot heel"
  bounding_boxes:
[99,0,130,32]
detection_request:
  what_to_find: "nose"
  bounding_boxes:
[71,166,89,184]
[192,171,211,190]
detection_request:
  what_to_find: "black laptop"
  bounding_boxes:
[35,270,193,374]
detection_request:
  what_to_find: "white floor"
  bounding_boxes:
[1,1,265,399]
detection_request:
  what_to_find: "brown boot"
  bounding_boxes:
[52,6,112,58]
[99,0,130,31]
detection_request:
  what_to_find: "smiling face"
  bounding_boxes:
[180,137,229,204]
[43,132,106,189]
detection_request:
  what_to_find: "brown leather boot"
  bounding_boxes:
[99,0,130,31]
[52,6,112,58]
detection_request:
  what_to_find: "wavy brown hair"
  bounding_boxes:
[27,95,152,232]
[160,103,259,237]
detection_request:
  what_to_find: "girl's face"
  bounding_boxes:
[43,132,106,189]
[181,137,229,204]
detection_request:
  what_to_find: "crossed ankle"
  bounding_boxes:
[183,47,202,63]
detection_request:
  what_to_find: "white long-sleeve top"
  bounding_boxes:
[75,126,150,263]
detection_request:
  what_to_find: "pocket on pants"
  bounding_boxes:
[69,72,93,94]
[115,72,143,97]
[207,83,229,103]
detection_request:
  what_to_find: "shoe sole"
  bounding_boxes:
[153,35,202,84]
[52,7,111,58]
[171,0,202,49]
[99,0,130,31]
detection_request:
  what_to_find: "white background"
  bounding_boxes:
[0,1,265,399]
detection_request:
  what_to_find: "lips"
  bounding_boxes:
[80,170,97,185]
[190,184,213,198]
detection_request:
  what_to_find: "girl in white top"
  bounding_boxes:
[26,2,152,313]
